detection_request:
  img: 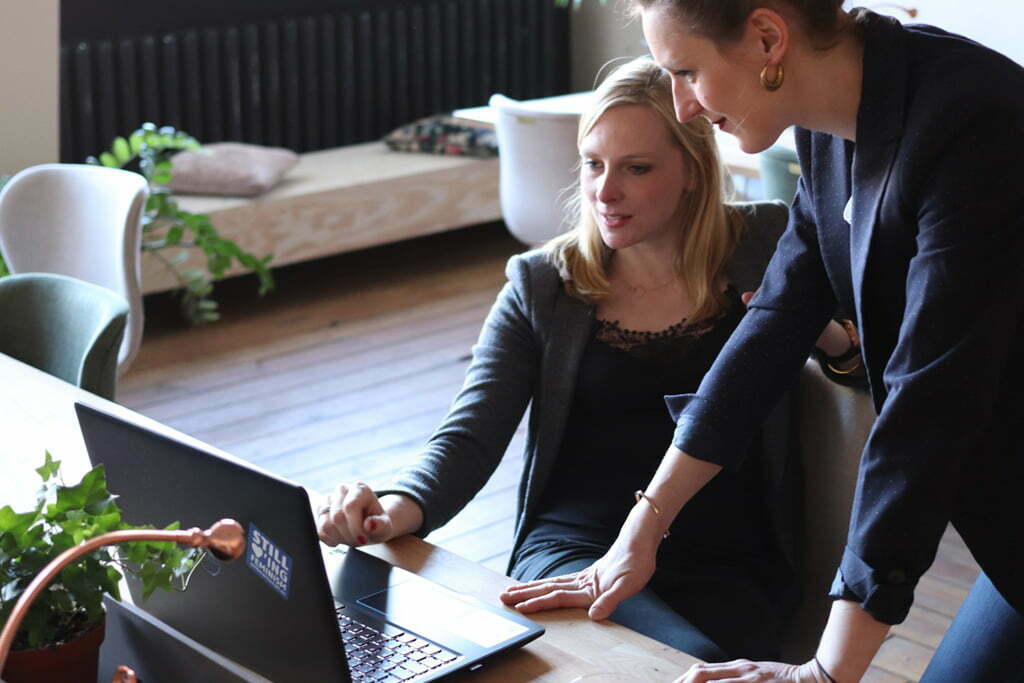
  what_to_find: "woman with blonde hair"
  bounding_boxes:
[319,56,850,659]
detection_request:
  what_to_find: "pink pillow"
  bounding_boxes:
[169,142,299,197]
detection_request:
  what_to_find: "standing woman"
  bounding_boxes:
[500,2,1024,681]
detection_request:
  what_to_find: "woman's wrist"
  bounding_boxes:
[620,494,670,553]
[380,493,424,538]
[816,319,855,357]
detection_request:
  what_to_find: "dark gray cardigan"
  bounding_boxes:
[379,201,798,586]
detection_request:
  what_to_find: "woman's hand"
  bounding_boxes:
[316,482,422,547]
[499,535,657,620]
[674,659,824,683]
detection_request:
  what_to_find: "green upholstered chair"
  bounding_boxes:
[760,144,802,205]
[0,273,128,401]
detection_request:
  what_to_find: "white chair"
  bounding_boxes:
[0,163,149,375]
[489,94,581,246]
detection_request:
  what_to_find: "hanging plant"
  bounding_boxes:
[88,123,275,325]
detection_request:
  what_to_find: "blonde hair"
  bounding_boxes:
[545,56,743,324]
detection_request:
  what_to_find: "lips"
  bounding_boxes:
[713,117,728,131]
[601,213,632,228]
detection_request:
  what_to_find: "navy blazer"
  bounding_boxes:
[668,11,1024,624]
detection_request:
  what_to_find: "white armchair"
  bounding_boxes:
[0,163,149,375]
[488,94,581,247]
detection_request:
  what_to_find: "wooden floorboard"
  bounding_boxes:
[121,223,978,680]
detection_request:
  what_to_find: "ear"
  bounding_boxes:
[746,8,789,64]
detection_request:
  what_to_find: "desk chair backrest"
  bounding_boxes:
[759,144,801,205]
[489,94,581,246]
[0,163,148,375]
[781,360,876,661]
[0,273,128,401]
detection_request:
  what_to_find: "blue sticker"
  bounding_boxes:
[246,524,293,599]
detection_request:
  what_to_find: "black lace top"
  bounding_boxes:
[526,287,772,565]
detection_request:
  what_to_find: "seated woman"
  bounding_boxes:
[318,57,852,661]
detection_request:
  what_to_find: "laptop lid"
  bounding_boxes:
[76,403,542,682]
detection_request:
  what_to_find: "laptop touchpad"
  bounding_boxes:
[359,580,529,649]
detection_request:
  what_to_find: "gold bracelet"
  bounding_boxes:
[634,490,671,539]
[826,354,863,375]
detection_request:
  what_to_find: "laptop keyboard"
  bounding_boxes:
[337,610,461,681]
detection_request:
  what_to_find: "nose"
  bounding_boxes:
[672,80,703,123]
[596,171,621,204]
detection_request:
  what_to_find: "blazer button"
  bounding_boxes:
[887,569,907,584]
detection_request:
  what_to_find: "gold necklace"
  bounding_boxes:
[624,276,677,297]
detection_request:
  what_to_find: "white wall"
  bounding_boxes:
[846,1,1022,66]
[0,0,60,176]
[570,0,1022,91]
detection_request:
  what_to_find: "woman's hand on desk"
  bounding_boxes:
[499,504,661,620]
[499,539,656,620]
[316,482,423,547]
[673,659,822,682]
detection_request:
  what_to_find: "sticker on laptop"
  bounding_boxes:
[246,524,293,599]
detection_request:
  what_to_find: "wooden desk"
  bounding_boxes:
[0,353,702,681]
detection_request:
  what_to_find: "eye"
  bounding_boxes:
[582,159,602,171]
[674,70,697,83]
[628,164,651,175]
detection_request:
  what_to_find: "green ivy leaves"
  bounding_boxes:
[87,123,274,325]
[0,453,201,650]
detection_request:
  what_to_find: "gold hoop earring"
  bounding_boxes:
[760,63,784,91]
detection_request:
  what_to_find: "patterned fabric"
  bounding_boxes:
[383,114,498,158]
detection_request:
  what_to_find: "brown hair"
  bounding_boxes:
[631,0,846,47]
[544,56,743,325]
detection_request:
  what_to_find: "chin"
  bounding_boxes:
[598,230,633,252]
[734,126,783,155]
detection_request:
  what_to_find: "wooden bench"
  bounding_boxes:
[141,142,500,294]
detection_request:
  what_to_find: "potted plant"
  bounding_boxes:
[88,123,275,325]
[0,453,202,683]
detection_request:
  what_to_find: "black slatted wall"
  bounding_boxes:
[60,0,570,162]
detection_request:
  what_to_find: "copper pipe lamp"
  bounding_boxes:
[0,519,245,682]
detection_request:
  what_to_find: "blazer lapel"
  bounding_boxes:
[849,11,908,407]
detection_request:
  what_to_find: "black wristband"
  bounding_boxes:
[814,656,838,683]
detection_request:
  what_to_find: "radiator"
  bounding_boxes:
[60,0,569,162]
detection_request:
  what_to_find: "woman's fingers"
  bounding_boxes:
[317,509,344,546]
[339,482,378,544]
[674,659,809,683]
[675,660,750,682]
[500,575,585,605]
[510,587,596,613]
[587,573,633,621]
[316,481,390,547]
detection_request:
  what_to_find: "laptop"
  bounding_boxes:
[76,403,544,682]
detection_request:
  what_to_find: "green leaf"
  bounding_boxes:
[165,225,183,245]
[35,451,61,481]
[99,152,119,168]
[129,132,144,155]
[112,137,132,164]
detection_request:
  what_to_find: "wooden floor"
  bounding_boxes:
[121,224,978,682]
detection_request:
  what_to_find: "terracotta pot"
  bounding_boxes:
[2,616,105,683]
